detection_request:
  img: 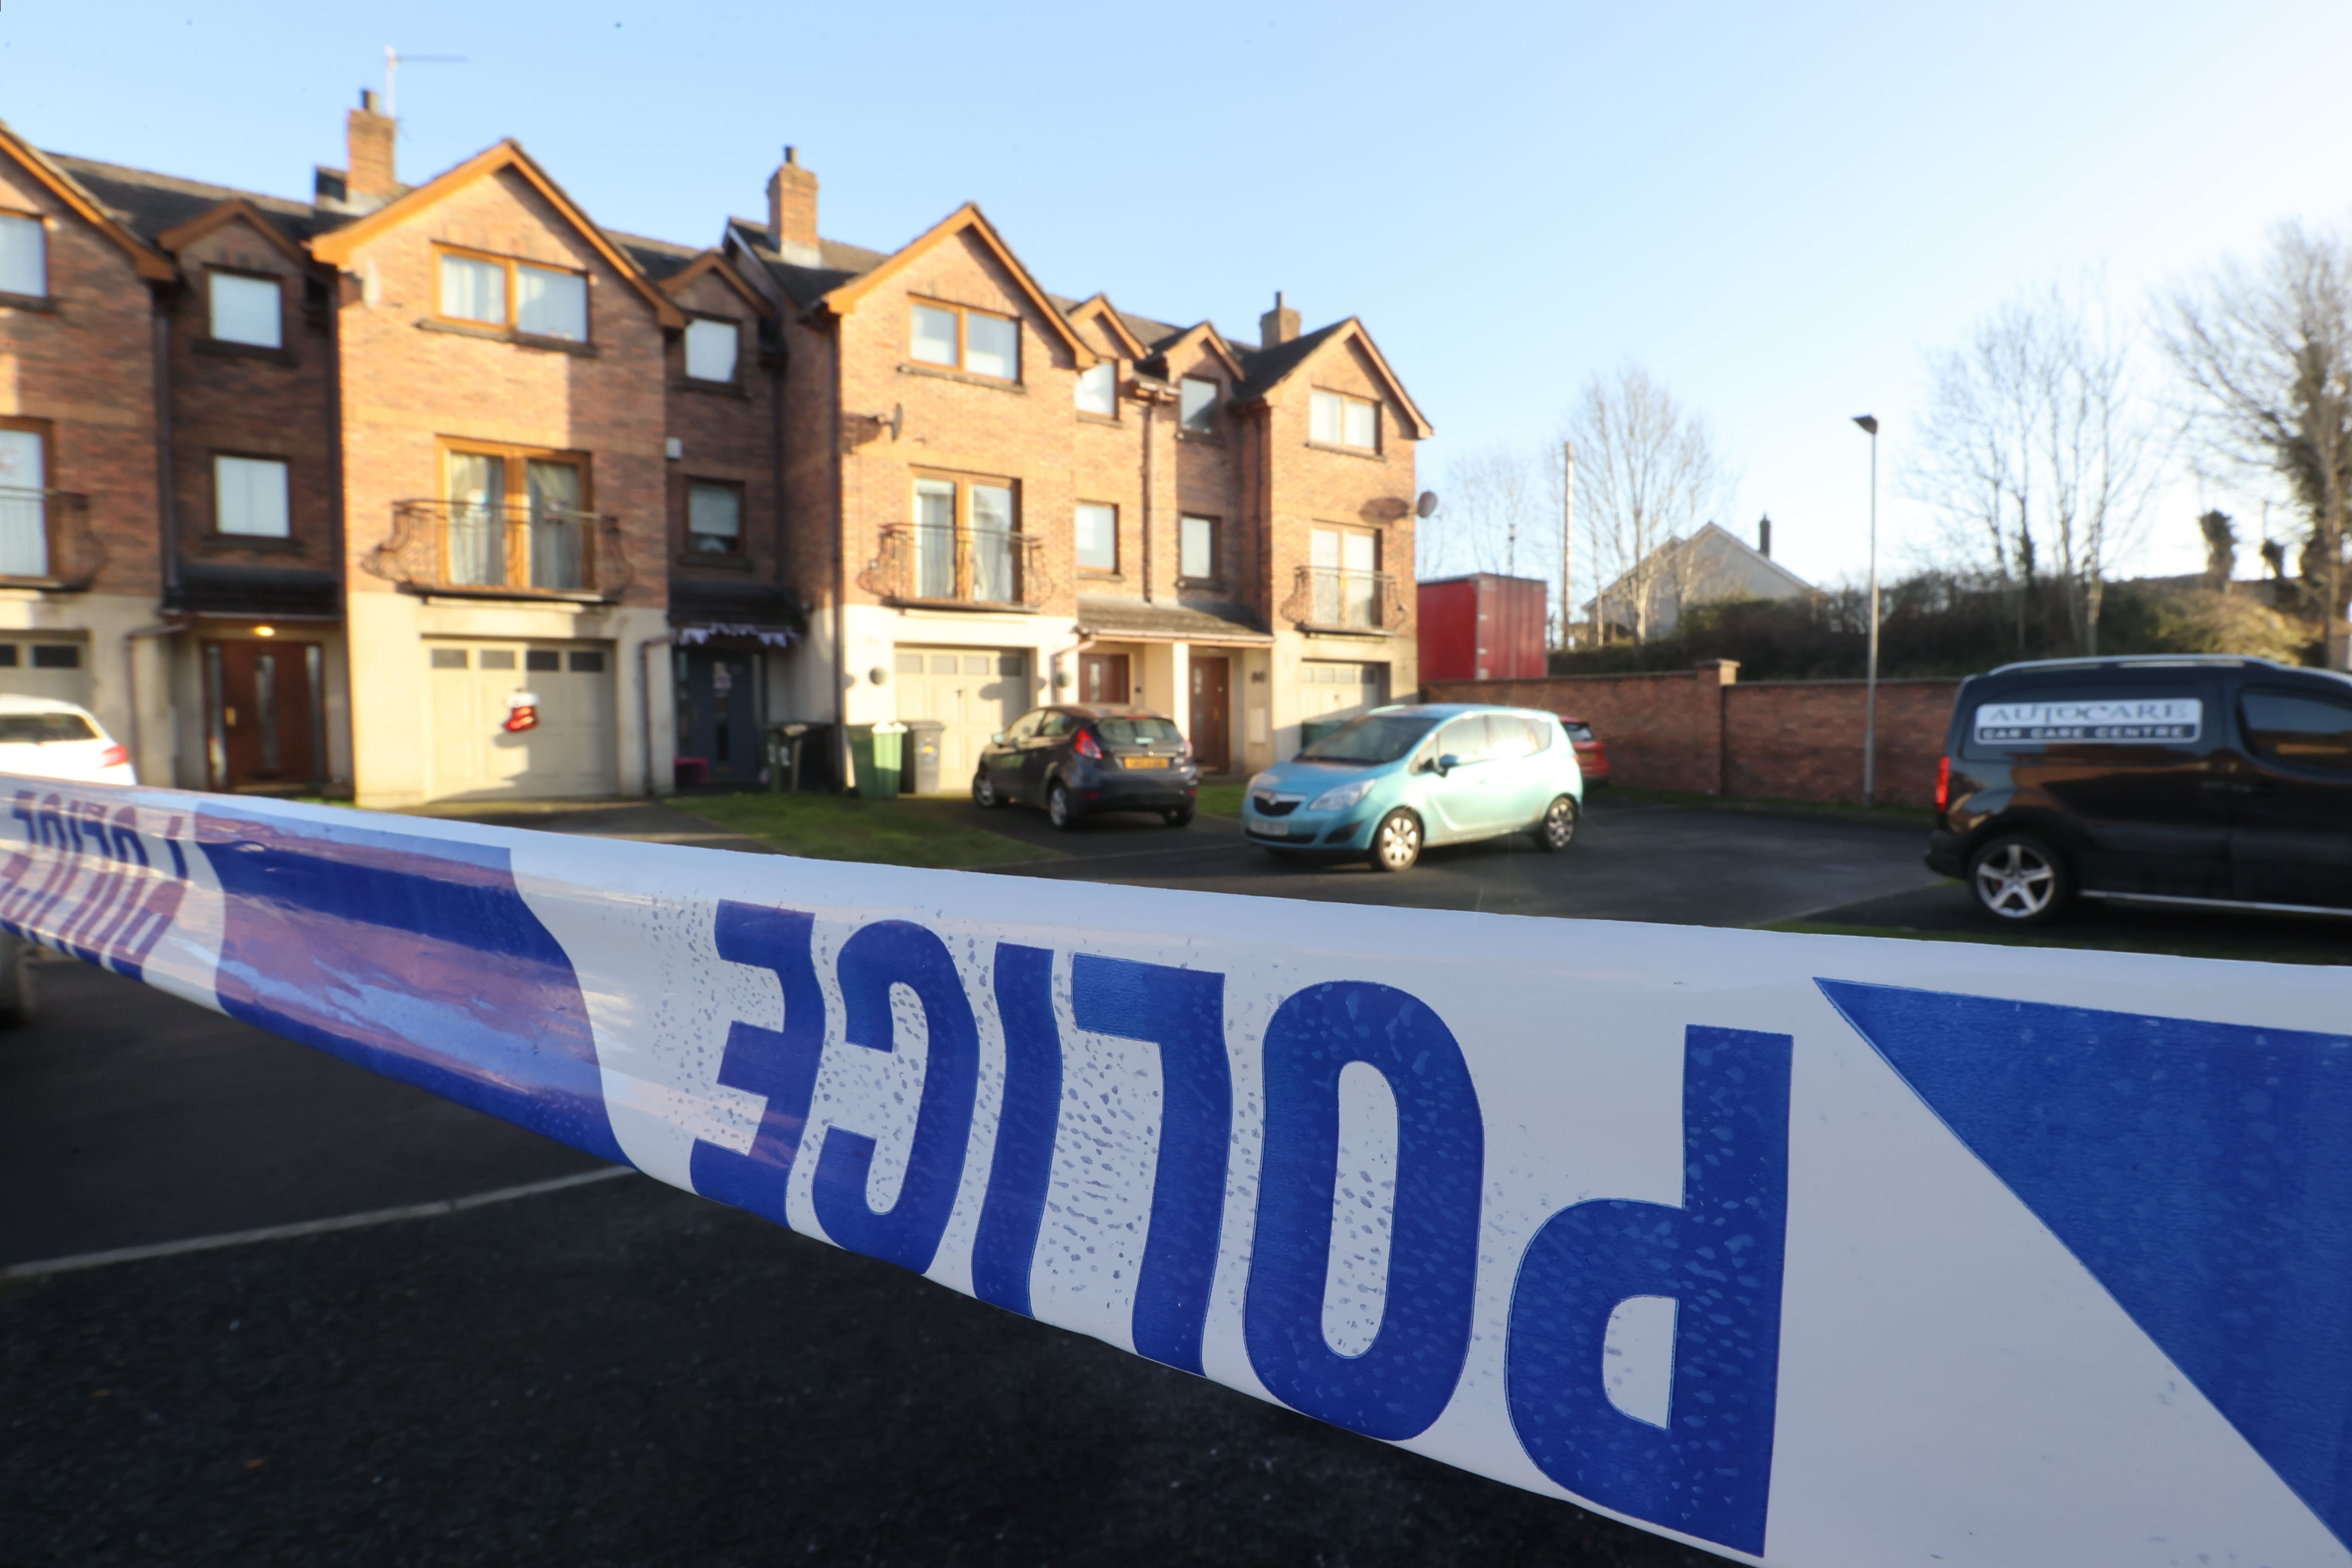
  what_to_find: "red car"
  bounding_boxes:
[1558,716,1610,787]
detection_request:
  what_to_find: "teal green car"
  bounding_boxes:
[1242,704,1584,872]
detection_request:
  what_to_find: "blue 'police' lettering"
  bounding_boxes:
[812,919,980,1275]
[1245,981,1483,1440]
[971,942,1062,1316]
[688,901,830,1226]
[1505,1025,1791,1558]
[1070,953,1230,1375]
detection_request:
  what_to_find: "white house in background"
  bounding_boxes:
[1586,519,1818,639]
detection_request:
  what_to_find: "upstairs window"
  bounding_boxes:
[437,249,588,341]
[1179,514,1218,581]
[685,318,739,383]
[1075,361,1116,417]
[1180,377,1219,434]
[1075,502,1117,572]
[1311,389,1379,451]
[439,253,506,324]
[909,300,1020,382]
[0,214,44,298]
[209,272,282,348]
[688,481,742,553]
[516,265,587,340]
[214,455,291,538]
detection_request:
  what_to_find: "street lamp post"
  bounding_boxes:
[1853,414,1880,805]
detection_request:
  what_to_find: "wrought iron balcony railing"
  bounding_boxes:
[858,523,1051,610]
[364,499,632,599]
[0,487,104,589]
[1281,565,1408,633]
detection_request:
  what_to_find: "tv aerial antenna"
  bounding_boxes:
[384,46,468,121]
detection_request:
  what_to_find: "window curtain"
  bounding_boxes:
[969,483,1015,602]
[0,428,46,576]
[446,452,505,585]
[913,479,956,598]
[517,267,587,340]
[527,460,584,589]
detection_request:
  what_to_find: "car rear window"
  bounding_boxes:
[0,712,96,743]
[1561,721,1595,744]
[1097,717,1179,745]
[1300,713,1439,763]
[2241,687,2352,772]
[1964,688,2203,757]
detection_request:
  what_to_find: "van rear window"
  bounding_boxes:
[1972,696,2201,746]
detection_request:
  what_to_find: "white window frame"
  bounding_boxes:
[1075,501,1117,572]
[684,318,740,384]
[214,454,292,539]
[687,480,743,553]
[208,271,283,349]
[0,213,45,299]
[1178,514,1218,581]
[1075,361,1117,418]
[1180,377,1220,434]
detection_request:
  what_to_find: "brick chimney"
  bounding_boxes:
[1758,514,1772,559]
[1260,290,1299,347]
[347,90,398,204]
[766,146,820,267]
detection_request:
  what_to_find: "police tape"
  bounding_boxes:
[4,778,2348,1567]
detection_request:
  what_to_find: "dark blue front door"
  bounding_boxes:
[677,647,761,781]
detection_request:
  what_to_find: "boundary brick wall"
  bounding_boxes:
[1425,666,1963,808]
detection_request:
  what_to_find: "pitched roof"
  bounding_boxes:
[155,197,311,267]
[310,140,684,327]
[1145,320,1246,380]
[0,132,178,280]
[46,151,345,246]
[645,245,774,317]
[726,216,896,308]
[1232,318,1432,439]
[1076,594,1272,644]
[807,203,1096,364]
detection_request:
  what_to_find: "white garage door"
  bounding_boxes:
[1299,659,1389,723]
[895,646,1029,790]
[0,638,91,707]
[427,642,617,800]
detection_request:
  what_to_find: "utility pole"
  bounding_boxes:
[1560,439,1575,650]
[1853,415,1881,805]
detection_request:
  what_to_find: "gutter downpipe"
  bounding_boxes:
[830,322,849,792]
[638,633,673,799]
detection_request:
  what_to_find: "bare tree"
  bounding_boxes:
[1421,443,1539,582]
[1567,365,1729,643]
[2164,221,2352,666]
[1907,282,2159,655]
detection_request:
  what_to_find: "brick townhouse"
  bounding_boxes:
[0,97,1425,804]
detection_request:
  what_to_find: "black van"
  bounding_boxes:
[1928,655,2352,924]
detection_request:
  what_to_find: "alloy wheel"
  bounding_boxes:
[1371,810,1421,872]
[1048,783,1074,830]
[1538,796,1578,851]
[1974,840,2057,920]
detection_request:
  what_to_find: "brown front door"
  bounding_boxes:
[1080,652,1130,706]
[1189,656,1231,773]
[208,640,318,791]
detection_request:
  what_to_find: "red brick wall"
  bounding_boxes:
[663,267,780,596]
[1427,668,1963,806]
[1725,679,1959,807]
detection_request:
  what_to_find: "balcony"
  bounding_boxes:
[364,499,632,601]
[1282,565,1409,634]
[858,523,1051,611]
[0,487,105,590]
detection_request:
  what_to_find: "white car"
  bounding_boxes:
[0,695,136,786]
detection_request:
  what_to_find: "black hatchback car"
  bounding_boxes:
[1929,654,2352,923]
[972,704,1199,830]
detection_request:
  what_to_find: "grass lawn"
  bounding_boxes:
[1196,782,1247,817]
[667,793,1057,870]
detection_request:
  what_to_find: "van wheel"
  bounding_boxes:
[1968,833,2069,925]
[1368,809,1422,872]
[1533,795,1579,851]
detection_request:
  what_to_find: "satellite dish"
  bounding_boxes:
[1415,490,1439,519]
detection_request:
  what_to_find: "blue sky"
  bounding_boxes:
[8,1,2351,599]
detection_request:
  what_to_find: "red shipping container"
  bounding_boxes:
[1417,573,1547,683]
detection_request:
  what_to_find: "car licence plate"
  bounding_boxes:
[1123,755,1171,769]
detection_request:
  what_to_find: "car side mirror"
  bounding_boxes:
[1435,752,1460,776]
